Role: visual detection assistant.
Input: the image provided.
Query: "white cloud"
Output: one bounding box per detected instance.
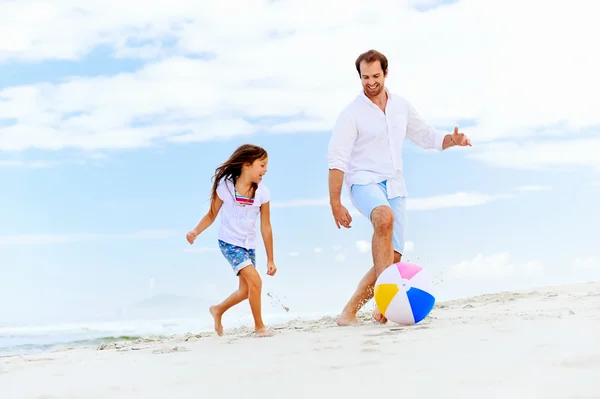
[589,181,600,187]
[288,252,299,257]
[274,191,511,211]
[572,257,597,270]
[404,241,415,252]
[335,254,346,262]
[467,138,600,170]
[407,192,512,211]
[0,229,178,246]
[0,160,59,168]
[0,0,598,153]
[452,252,544,278]
[271,197,333,208]
[0,154,102,168]
[355,240,370,253]
[513,185,552,192]
[313,247,322,253]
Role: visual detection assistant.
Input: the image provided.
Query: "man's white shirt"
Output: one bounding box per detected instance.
[327,87,446,199]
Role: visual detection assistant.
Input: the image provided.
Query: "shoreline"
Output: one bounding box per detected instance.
[0,309,339,358]
[2,281,599,398]
[4,281,598,357]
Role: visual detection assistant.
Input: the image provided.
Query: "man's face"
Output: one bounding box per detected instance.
[359,60,386,97]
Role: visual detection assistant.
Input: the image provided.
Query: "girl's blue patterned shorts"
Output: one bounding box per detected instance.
[218,239,256,275]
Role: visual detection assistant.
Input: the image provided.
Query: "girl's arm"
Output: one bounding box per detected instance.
[192,196,223,235]
[260,201,274,263]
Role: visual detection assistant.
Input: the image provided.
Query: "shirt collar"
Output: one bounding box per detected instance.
[225,177,262,200]
[358,86,391,107]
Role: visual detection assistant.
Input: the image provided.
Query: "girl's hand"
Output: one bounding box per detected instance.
[186,230,198,244]
[266,261,277,276]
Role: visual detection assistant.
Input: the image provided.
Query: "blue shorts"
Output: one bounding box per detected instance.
[350,180,407,254]
[218,239,256,275]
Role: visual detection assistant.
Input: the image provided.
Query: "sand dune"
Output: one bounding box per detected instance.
[1,282,599,399]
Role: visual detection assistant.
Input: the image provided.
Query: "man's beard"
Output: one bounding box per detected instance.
[364,83,383,97]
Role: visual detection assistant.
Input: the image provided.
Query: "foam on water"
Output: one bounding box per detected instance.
[0,310,334,356]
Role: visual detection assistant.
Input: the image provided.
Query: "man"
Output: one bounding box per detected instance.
[327,49,471,326]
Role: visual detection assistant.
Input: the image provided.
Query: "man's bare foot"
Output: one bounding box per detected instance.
[209,305,224,336]
[254,327,274,338]
[336,311,360,326]
[372,307,387,324]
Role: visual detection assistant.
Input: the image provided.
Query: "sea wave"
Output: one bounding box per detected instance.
[0,310,332,356]
[0,317,213,356]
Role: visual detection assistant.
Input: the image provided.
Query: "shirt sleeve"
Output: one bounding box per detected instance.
[327,109,358,173]
[405,104,446,151]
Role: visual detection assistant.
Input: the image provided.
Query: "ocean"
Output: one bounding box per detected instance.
[0,311,330,356]
[0,317,209,356]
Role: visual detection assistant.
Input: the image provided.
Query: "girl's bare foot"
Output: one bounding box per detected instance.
[209,305,224,336]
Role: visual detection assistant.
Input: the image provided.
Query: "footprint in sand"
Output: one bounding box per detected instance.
[361,347,380,353]
[362,339,379,346]
[363,330,395,338]
[313,343,343,352]
[359,359,381,366]
[152,346,189,354]
[25,357,54,362]
[560,354,600,369]
[360,339,381,353]
[363,327,408,337]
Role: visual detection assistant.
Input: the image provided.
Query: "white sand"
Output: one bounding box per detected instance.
[2,282,599,399]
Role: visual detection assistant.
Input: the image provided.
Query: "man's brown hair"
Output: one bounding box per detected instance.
[355,49,388,77]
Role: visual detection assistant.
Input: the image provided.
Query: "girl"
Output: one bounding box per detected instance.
[186,144,276,338]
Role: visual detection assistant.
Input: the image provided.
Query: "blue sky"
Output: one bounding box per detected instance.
[1,0,599,327]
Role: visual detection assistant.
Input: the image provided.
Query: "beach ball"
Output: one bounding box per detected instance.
[374,261,435,325]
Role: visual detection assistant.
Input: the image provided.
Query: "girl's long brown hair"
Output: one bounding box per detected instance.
[210,144,268,202]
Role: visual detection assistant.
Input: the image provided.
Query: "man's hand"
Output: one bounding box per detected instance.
[266,261,277,276]
[331,202,352,229]
[451,126,471,146]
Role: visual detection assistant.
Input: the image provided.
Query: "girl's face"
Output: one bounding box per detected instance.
[245,156,268,183]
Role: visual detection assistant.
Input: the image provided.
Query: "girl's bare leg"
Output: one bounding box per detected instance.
[239,266,273,337]
[210,277,249,336]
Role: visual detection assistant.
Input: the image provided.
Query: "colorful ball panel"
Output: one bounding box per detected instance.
[374,262,436,325]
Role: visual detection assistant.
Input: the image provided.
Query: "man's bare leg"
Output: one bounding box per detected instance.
[336,252,402,326]
[336,266,376,326]
[370,206,395,274]
[337,206,400,326]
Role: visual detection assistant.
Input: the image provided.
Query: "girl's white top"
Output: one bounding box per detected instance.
[216,177,270,249]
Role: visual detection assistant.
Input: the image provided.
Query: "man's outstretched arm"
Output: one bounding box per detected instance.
[406,103,455,150]
[441,134,457,150]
